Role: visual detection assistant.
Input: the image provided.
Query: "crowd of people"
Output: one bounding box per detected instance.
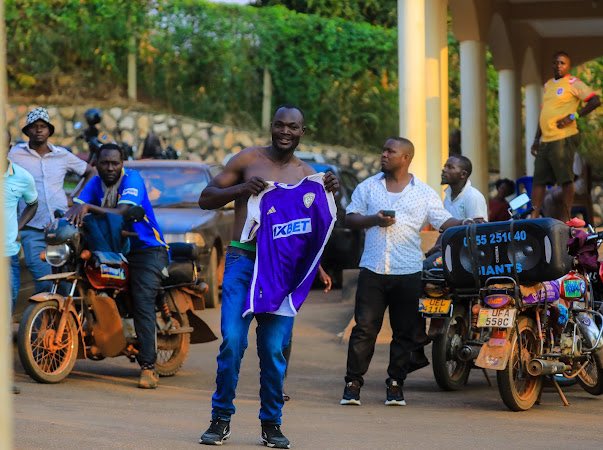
[3,49,601,449]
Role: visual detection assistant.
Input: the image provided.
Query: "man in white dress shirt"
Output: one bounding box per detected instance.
[9,107,95,293]
[340,137,461,407]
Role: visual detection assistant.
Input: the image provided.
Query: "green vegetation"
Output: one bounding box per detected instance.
[5,0,603,171]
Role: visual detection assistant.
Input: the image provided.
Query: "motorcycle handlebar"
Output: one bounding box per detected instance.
[586,231,603,242]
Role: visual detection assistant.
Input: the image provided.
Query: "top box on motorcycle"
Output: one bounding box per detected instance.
[441,218,572,288]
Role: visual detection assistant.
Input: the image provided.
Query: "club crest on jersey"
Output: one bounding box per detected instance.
[303,192,315,208]
[272,218,312,240]
[556,87,564,95]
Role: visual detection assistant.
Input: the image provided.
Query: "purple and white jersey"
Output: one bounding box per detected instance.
[241,173,337,317]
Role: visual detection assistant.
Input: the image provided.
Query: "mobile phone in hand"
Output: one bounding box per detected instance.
[382,210,395,218]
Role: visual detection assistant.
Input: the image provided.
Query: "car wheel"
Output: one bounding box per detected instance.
[204,247,220,309]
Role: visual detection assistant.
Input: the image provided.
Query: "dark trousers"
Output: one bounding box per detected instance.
[345,269,422,386]
[127,246,169,368]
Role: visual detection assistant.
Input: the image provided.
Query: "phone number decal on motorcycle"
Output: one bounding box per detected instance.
[477,308,517,328]
[463,230,527,247]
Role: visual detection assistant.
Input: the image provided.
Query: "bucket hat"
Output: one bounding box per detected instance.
[22,107,55,136]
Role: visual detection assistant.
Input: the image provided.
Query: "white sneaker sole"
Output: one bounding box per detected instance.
[340,398,361,406]
[260,437,291,448]
[384,399,406,406]
[199,430,230,445]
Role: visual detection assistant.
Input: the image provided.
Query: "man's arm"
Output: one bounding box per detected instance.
[531,125,542,156]
[18,200,38,230]
[440,217,463,231]
[345,212,394,230]
[198,151,266,210]
[71,164,96,198]
[557,94,601,129]
[65,202,131,227]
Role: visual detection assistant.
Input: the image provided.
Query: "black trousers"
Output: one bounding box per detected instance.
[128,246,169,368]
[345,269,422,386]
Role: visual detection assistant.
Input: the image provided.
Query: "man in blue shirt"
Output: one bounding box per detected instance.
[66,143,169,389]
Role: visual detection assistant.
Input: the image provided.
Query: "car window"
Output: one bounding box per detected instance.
[135,166,210,207]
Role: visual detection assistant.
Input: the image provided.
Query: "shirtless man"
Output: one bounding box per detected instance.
[197,105,338,449]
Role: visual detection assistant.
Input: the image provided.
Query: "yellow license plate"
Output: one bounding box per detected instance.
[477,308,516,328]
[419,298,452,315]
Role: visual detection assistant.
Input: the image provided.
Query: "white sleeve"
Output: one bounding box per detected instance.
[240,184,275,242]
[465,190,489,222]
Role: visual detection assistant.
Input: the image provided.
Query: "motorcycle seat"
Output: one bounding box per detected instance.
[162,260,196,286]
[169,242,199,261]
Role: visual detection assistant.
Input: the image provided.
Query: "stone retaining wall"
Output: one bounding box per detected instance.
[6,103,382,180]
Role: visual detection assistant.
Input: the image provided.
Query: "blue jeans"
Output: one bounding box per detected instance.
[20,228,53,294]
[8,254,21,314]
[211,252,294,424]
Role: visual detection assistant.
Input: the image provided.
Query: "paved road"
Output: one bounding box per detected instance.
[13,289,603,449]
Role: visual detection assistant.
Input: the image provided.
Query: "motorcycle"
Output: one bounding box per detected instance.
[454,216,603,411]
[420,194,532,391]
[17,208,217,384]
[420,258,477,390]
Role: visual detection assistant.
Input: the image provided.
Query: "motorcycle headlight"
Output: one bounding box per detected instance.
[46,244,71,267]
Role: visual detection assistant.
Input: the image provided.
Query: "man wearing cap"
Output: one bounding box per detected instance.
[9,107,95,294]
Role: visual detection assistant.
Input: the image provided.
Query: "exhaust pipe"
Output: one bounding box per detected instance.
[527,359,570,376]
[458,345,481,362]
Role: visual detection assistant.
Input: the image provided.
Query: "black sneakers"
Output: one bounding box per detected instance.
[199,418,231,445]
[340,380,361,405]
[385,379,406,406]
[261,423,291,449]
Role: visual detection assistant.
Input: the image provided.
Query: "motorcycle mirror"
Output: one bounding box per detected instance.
[74,121,83,130]
[124,206,145,223]
[509,193,530,212]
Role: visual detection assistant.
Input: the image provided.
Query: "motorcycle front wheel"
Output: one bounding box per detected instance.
[431,305,471,391]
[577,355,603,395]
[496,315,542,411]
[18,301,79,383]
[155,312,190,377]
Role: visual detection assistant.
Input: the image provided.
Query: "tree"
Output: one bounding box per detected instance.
[252,0,397,27]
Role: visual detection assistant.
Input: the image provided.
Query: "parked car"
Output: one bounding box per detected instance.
[305,160,365,287]
[125,160,234,308]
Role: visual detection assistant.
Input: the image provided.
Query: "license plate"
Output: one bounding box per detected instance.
[477,308,516,328]
[419,298,452,315]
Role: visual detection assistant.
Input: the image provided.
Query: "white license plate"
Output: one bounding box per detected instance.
[477,308,516,328]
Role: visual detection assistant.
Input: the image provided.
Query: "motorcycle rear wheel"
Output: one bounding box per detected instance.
[577,355,603,395]
[18,301,79,384]
[156,312,190,377]
[496,315,542,411]
[432,305,471,391]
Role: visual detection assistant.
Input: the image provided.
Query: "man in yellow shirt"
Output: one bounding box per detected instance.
[531,51,600,220]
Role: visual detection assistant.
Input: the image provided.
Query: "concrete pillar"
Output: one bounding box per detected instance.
[425,0,448,191]
[524,82,542,177]
[460,40,488,193]
[398,0,427,181]
[498,69,521,180]
[0,0,13,447]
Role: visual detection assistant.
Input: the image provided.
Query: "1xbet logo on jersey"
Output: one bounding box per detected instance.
[272,218,312,239]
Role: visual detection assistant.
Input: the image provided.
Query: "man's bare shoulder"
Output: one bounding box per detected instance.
[297,158,316,175]
[228,146,269,165]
